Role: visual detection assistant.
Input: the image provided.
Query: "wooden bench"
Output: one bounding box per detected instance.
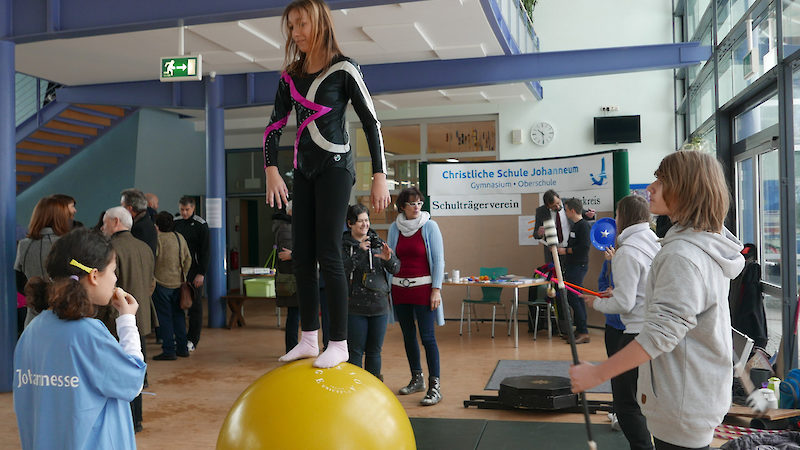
[222,294,279,329]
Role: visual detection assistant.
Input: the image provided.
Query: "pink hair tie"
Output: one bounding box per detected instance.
[70,275,79,281]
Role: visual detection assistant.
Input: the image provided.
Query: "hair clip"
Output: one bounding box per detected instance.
[69,259,95,274]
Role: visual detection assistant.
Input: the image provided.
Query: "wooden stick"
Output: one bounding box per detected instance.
[543,219,596,450]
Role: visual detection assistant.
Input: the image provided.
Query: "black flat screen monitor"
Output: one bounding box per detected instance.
[594,115,641,144]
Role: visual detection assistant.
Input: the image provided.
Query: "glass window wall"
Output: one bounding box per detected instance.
[689,74,716,130]
[734,93,779,141]
[687,0,712,39]
[783,0,800,58]
[718,0,755,41]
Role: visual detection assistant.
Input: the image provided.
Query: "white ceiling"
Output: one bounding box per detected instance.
[15,0,537,126]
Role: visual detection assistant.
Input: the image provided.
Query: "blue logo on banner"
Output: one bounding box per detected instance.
[591,157,608,186]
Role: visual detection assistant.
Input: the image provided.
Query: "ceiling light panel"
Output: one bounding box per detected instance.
[362,23,434,52]
[189,22,282,59]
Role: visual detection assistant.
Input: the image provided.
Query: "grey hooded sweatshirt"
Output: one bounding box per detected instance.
[592,222,660,334]
[635,225,744,448]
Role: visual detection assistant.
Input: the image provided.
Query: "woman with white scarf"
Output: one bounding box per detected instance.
[388,186,445,406]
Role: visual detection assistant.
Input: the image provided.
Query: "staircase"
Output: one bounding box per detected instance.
[15,101,137,193]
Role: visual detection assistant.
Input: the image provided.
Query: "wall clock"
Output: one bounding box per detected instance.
[530,122,555,146]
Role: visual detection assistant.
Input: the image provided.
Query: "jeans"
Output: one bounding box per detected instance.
[292,168,353,341]
[347,314,388,377]
[563,263,588,334]
[152,283,188,356]
[393,303,440,377]
[606,329,653,450]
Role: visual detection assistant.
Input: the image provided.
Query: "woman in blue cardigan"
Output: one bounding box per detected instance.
[388,186,445,406]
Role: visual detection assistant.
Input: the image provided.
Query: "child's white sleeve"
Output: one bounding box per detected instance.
[115,314,144,362]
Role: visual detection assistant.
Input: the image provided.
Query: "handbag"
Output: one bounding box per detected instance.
[175,232,194,310]
[275,272,297,297]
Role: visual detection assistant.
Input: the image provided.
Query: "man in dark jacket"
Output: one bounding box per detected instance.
[174,196,210,352]
[121,188,157,255]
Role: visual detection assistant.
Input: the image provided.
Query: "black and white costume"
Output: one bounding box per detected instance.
[263,55,386,341]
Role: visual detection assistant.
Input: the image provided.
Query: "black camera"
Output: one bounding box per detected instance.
[369,235,384,249]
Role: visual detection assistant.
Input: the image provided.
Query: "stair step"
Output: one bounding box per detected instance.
[18,141,72,155]
[17,174,32,183]
[30,130,85,145]
[45,119,98,136]
[17,164,46,174]
[16,153,58,164]
[59,109,111,126]
[74,104,127,117]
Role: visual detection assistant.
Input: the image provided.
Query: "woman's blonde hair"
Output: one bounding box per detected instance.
[281,0,342,76]
[616,194,650,233]
[654,151,730,233]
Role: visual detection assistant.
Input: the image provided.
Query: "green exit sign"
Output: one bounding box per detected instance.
[160,55,202,82]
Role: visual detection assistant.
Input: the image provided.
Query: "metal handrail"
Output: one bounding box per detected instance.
[15,73,47,128]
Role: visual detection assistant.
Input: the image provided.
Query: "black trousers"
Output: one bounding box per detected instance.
[606,329,653,450]
[130,335,146,426]
[653,438,708,450]
[292,168,353,342]
[186,280,203,346]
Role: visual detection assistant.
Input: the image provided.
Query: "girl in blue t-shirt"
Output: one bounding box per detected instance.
[14,228,146,450]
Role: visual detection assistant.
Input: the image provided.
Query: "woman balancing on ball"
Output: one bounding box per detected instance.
[264,0,390,368]
[14,228,146,449]
[570,151,744,450]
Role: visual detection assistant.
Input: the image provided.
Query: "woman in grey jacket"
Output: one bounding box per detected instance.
[571,151,745,450]
[585,194,659,450]
[14,196,73,328]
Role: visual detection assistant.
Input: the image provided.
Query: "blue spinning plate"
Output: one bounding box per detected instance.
[590,217,617,251]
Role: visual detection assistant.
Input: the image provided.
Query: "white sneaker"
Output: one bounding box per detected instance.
[608,413,621,431]
[187,342,195,352]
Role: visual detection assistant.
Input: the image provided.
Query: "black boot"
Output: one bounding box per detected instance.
[399,370,425,395]
[420,376,441,406]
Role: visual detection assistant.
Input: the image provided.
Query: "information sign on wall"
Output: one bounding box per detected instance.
[426,151,615,216]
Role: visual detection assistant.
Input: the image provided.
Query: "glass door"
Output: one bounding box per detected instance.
[735,134,782,355]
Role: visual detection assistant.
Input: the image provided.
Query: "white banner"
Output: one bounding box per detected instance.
[430,194,521,216]
[426,152,615,216]
[427,152,613,195]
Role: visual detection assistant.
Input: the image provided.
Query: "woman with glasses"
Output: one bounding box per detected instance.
[388,186,445,406]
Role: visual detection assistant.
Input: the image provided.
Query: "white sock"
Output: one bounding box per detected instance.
[279,330,319,362]
[313,340,348,368]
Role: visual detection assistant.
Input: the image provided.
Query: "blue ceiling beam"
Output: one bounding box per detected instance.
[6,0,429,43]
[56,42,710,109]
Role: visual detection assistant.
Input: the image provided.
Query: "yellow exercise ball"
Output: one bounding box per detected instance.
[217,359,416,450]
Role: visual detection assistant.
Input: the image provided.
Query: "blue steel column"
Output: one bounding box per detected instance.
[0,0,17,392]
[205,76,226,328]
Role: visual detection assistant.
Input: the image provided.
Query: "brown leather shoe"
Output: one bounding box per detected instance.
[574,334,591,344]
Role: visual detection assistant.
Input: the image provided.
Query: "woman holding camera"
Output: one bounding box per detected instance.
[388,187,445,406]
[342,204,399,379]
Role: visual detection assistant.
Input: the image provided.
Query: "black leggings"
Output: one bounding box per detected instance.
[292,168,353,341]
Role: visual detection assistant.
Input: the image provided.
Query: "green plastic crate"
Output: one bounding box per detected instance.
[244,278,276,298]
